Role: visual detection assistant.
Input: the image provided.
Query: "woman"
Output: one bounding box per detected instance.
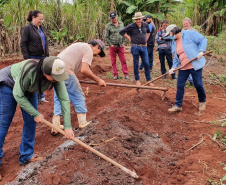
[0,57,74,167]
[20,10,49,102]
[166,25,207,112]
[155,19,176,79]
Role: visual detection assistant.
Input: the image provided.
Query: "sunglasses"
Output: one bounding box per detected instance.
[139,28,142,33]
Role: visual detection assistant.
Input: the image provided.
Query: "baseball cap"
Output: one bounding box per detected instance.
[42,56,69,82]
[110,12,117,18]
[145,15,152,19]
[94,39,106,57]
[165,24,177,36]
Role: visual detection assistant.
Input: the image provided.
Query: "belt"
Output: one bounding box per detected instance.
[132,44,147,47]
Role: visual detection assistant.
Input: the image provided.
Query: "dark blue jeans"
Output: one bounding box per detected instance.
[139,45,154,70]
[158,48,173,75]
[175,68,206,108]
[0,85,38,165]
[131,45,151,81]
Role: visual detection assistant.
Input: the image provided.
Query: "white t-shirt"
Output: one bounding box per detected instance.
[58,43,93,75]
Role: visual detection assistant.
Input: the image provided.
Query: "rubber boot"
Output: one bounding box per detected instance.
[77,113,91,129]
[51,115,64,135]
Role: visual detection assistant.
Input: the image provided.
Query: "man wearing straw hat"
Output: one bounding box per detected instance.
[119,12,152,86]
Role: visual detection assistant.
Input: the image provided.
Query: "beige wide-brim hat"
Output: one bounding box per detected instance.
[132,12,144,20]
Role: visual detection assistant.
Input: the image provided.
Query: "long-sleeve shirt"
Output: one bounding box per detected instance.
[172,30,207,70]
[9,60,71,129]
[20,23,49,59]
[155,29,172,50]
[105,21,125,47]
[119,22,150,45]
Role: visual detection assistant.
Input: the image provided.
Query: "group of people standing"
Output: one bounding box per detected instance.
[105,11,207,113]
[0,9,207,179]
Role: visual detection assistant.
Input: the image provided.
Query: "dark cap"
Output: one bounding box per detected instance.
[94,39,106,57]
[42,56,69,82]
[110,12,117,18]
[145,15,153,19]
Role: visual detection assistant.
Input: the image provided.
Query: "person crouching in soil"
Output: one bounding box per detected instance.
[0,57,74,171]
[166,25,207,112]
[51,39,106,135]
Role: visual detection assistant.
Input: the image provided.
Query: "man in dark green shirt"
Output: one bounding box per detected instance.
[105,12,129,80]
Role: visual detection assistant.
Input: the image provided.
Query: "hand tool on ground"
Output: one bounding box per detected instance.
[140,51,213,88]
[42,119,139,179]
[79,80,168,91]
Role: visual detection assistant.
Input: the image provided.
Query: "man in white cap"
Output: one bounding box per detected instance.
[119,12,152,86]
[51,40,106,135]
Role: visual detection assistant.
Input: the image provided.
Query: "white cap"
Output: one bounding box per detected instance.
[165,24,177,36]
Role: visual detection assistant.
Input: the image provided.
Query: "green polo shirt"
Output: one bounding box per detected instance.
[10,60,71,129]
[105,21,125,47]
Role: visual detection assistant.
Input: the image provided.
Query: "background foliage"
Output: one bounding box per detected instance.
[0,0,225,55]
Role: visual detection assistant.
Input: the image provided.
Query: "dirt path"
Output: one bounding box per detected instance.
[0,49,225,185]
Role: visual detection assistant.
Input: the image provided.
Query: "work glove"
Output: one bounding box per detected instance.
[169,68,176,75]
[197,51,204,59]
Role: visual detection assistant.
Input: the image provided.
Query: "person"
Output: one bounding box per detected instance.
[155,19,176,79]
[0,57,74,168]
[105,12,129,80]
[182,17,198,86]
[166,25,207,112]
[119,12,151,86]
[51,39,106,135]
[139,15,156,72]
[20,10,49,102]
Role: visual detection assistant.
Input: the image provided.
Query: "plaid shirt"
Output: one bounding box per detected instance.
[105,21,125,47]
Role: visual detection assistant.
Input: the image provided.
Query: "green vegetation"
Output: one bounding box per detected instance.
[0,0,225,56]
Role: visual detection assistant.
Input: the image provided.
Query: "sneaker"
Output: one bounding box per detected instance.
[136,81,141,86]
[168,105,182,112]
[125,76,130,79]
[199,102,206,111]
[113,76,118,80]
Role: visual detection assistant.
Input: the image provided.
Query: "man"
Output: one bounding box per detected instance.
[155,19,176,79]
[139,15,156,72]
[183,17,197,86]
[105,12,129,80]
[51,40,106,135]
[119,12,151,86]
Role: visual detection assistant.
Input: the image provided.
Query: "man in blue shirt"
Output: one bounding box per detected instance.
[139,15,156,72]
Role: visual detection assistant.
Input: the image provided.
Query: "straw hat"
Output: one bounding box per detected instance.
[132,12,144,20]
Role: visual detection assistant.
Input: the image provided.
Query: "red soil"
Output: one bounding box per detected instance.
[0,48,225,185]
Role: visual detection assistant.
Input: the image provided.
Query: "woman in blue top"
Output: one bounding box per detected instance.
[166,25,207,112]
[20,10,49,102]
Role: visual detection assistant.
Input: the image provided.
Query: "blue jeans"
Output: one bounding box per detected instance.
[175,68,206,107]
[158,48,173,75]
[54,75,87,116]
[131,45,151,81]
[0,85,38,165]
[139,45,154,70]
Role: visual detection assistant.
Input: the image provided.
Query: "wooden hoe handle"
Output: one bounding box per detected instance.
[79,80,168,91]
[42,119,139,179]
[141,51,213,87]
